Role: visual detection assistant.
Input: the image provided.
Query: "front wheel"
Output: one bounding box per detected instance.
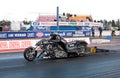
[24,47,37,61]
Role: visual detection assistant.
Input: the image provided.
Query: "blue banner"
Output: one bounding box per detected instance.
[0,30,91,39]
[0,32,7,38]
[35,31,74,38]
[7,32,35,39]
[50,26,91,31]
[29,26,48,31]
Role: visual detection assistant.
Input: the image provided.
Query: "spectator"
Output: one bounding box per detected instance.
[91,27,95,37]
[111,30,116,36]
[98,27,103,37]
[60,13,67,22]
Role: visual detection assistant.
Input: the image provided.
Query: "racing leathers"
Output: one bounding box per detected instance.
[49,33,67,52]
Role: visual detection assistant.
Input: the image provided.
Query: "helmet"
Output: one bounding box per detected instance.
[50,32,57,36]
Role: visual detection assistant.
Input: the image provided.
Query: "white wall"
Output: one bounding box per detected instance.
[94,30,120,36]
[11,21,21,31]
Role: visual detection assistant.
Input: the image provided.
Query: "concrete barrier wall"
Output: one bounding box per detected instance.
[94,30,120,36]
[0,37,90,53]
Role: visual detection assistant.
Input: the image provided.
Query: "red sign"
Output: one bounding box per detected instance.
[9,41,20,49]
[21,41,31,48]
[0,41,8,49]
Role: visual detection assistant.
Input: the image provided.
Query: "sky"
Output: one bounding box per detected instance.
[0,0,120,21]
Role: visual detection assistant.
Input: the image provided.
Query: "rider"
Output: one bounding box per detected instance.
[49,32,67,52]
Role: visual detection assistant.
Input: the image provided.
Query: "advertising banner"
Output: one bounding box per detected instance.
[32,22,103,27]
[0,30,91,39]
[0,32,35,39]
[35,31,74,38]
[29,26,48,31]
[7,32,35,39]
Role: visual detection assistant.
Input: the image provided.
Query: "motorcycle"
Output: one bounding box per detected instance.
[24,38,88,61]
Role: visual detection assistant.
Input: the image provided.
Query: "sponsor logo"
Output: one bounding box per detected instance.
[36,32,44,37]
[66,32,73,36]
[68,22,77,26]
[0,33,7,38]
[35,26,47,30]
[84,22,90,26]
[32,22,40,26]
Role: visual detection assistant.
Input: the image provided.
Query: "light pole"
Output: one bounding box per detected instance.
[56,6,59,30]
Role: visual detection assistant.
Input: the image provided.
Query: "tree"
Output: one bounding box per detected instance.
[111,20,116,27]
[0,20,11,26]
[94,20,96,22]
[100,20,103,23]
[116,19,120,27]
[103,20,108,30]
[23,21,31,25]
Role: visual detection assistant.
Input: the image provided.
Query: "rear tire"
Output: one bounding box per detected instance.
[55,50,68,58]
[53,46,68,58]
[24,47,37,61]
[77,45,86,56]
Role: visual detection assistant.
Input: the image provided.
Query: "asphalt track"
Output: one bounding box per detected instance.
[0,45,120,78]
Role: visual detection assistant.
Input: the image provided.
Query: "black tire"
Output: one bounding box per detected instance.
[24,47,37,61]
[53,46,68,58]
[77,45,86,56]
[55,50,68,58]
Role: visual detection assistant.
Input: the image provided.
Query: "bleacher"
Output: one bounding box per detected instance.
[36,15,56,22]
[36,13,93,22]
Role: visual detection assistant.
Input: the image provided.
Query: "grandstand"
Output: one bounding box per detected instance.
[36,15,56,22]
[28,13,102,32]
[36,13,93,22]
[68,15,93,22]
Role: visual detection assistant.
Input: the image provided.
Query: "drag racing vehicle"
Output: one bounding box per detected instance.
[24,36,88,61]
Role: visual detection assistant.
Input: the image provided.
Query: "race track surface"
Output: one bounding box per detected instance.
[0,45,120,78]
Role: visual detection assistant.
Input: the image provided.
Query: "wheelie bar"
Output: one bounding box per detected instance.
[88,46,112,54]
